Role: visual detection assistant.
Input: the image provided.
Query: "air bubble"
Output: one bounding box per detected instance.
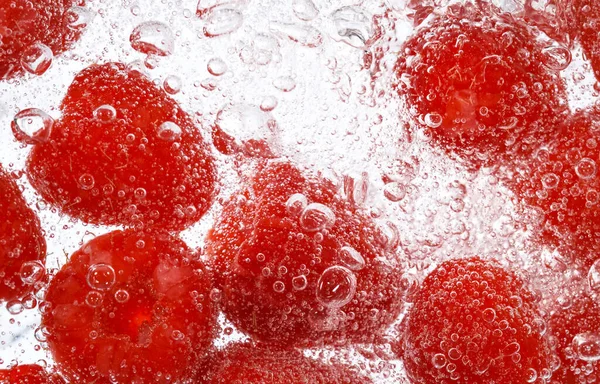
[11,108,54,145]
[286,193,308,216]
[163,75,182,94]
[130,21,175,56]
[65,6,94,30]
[6,300,24,315]
[115,289,130,303]
[78,174,95,191]
[157,121,182,141]
[432,353,447,369]
[21,42,53,76]
[424,113,443,128]
[338,246,365,271]
[273,281,285,293]
[85,291,103,307]
[273,76,296,92]
[20,261,45,285]
[541,45,572,71]
[93,105,117,122]
[588,259,600,291]
[204,8,243,37]
[316,266,356,308]
[573,332,600,362]
[300,203,335,232]
[292,275,308,291]
[260,96,278,112]
[207,58,228,76]
[575,158,597,180]
[86,264,116,291]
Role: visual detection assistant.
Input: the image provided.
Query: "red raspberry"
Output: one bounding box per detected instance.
[206,161,404,347]
[26,63,216,232]
[395,3,568,167]
[0,365,65,384]
[399,257,551,383]
[42,230,215,383]
[0,167,46,302]
[198,343,371,383]
[507,110,600,268]
[0,0,85,79]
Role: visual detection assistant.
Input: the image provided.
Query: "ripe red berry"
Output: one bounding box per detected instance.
[0,0,85,79]
[0,167,46,302]
[399,257,551,383]
[26,62,216,232]
[206,161,404,347]
[198,343,371,384]
[548,291,600,383]
[42,230,215,383]
[0,364,65,384]
[507,111,600,268]
[395,3,568,167]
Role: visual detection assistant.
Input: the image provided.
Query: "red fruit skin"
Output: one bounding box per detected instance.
[0,0,84,80]
[549,293,600,384]
[26,62,217,232]
[507,111,600,268]
[573,0,600,82]
[206,161,404,347]
[198,343,372,384]
[42,230,215,383]
[399,257,551,384]
[0,167,46,302]
[0,365,65,384]
[395,3,568,168]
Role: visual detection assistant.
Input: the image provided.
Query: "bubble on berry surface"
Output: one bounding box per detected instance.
[273,281,285,293]
[292,0,319,21]
[130,21,175,56]
[21,42,53,76]
[575,158,597,180]
[292,275,308,291]
[86,264,116,291]
[93,105,117,122]
[163,75,182,94]
[285,193,308,216]
[157,121,182,141]
[316,266,356,309]
[85,291,103,307]
[11,108,54,145]
[20,261,46,285]
[432,353,447,369]
[589,260,600,291]
[204,8,243,37]
[269,22,323,48]
[78,173,95,191]
[300,203,335,232]
[541,45,572,71]
[573,333,600,362]
[207,58,227,76]
[329,6,374,49]
[338,246,365,271]
[114,289,130,303]
[65,6,94,30]
[423,113,443,129]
